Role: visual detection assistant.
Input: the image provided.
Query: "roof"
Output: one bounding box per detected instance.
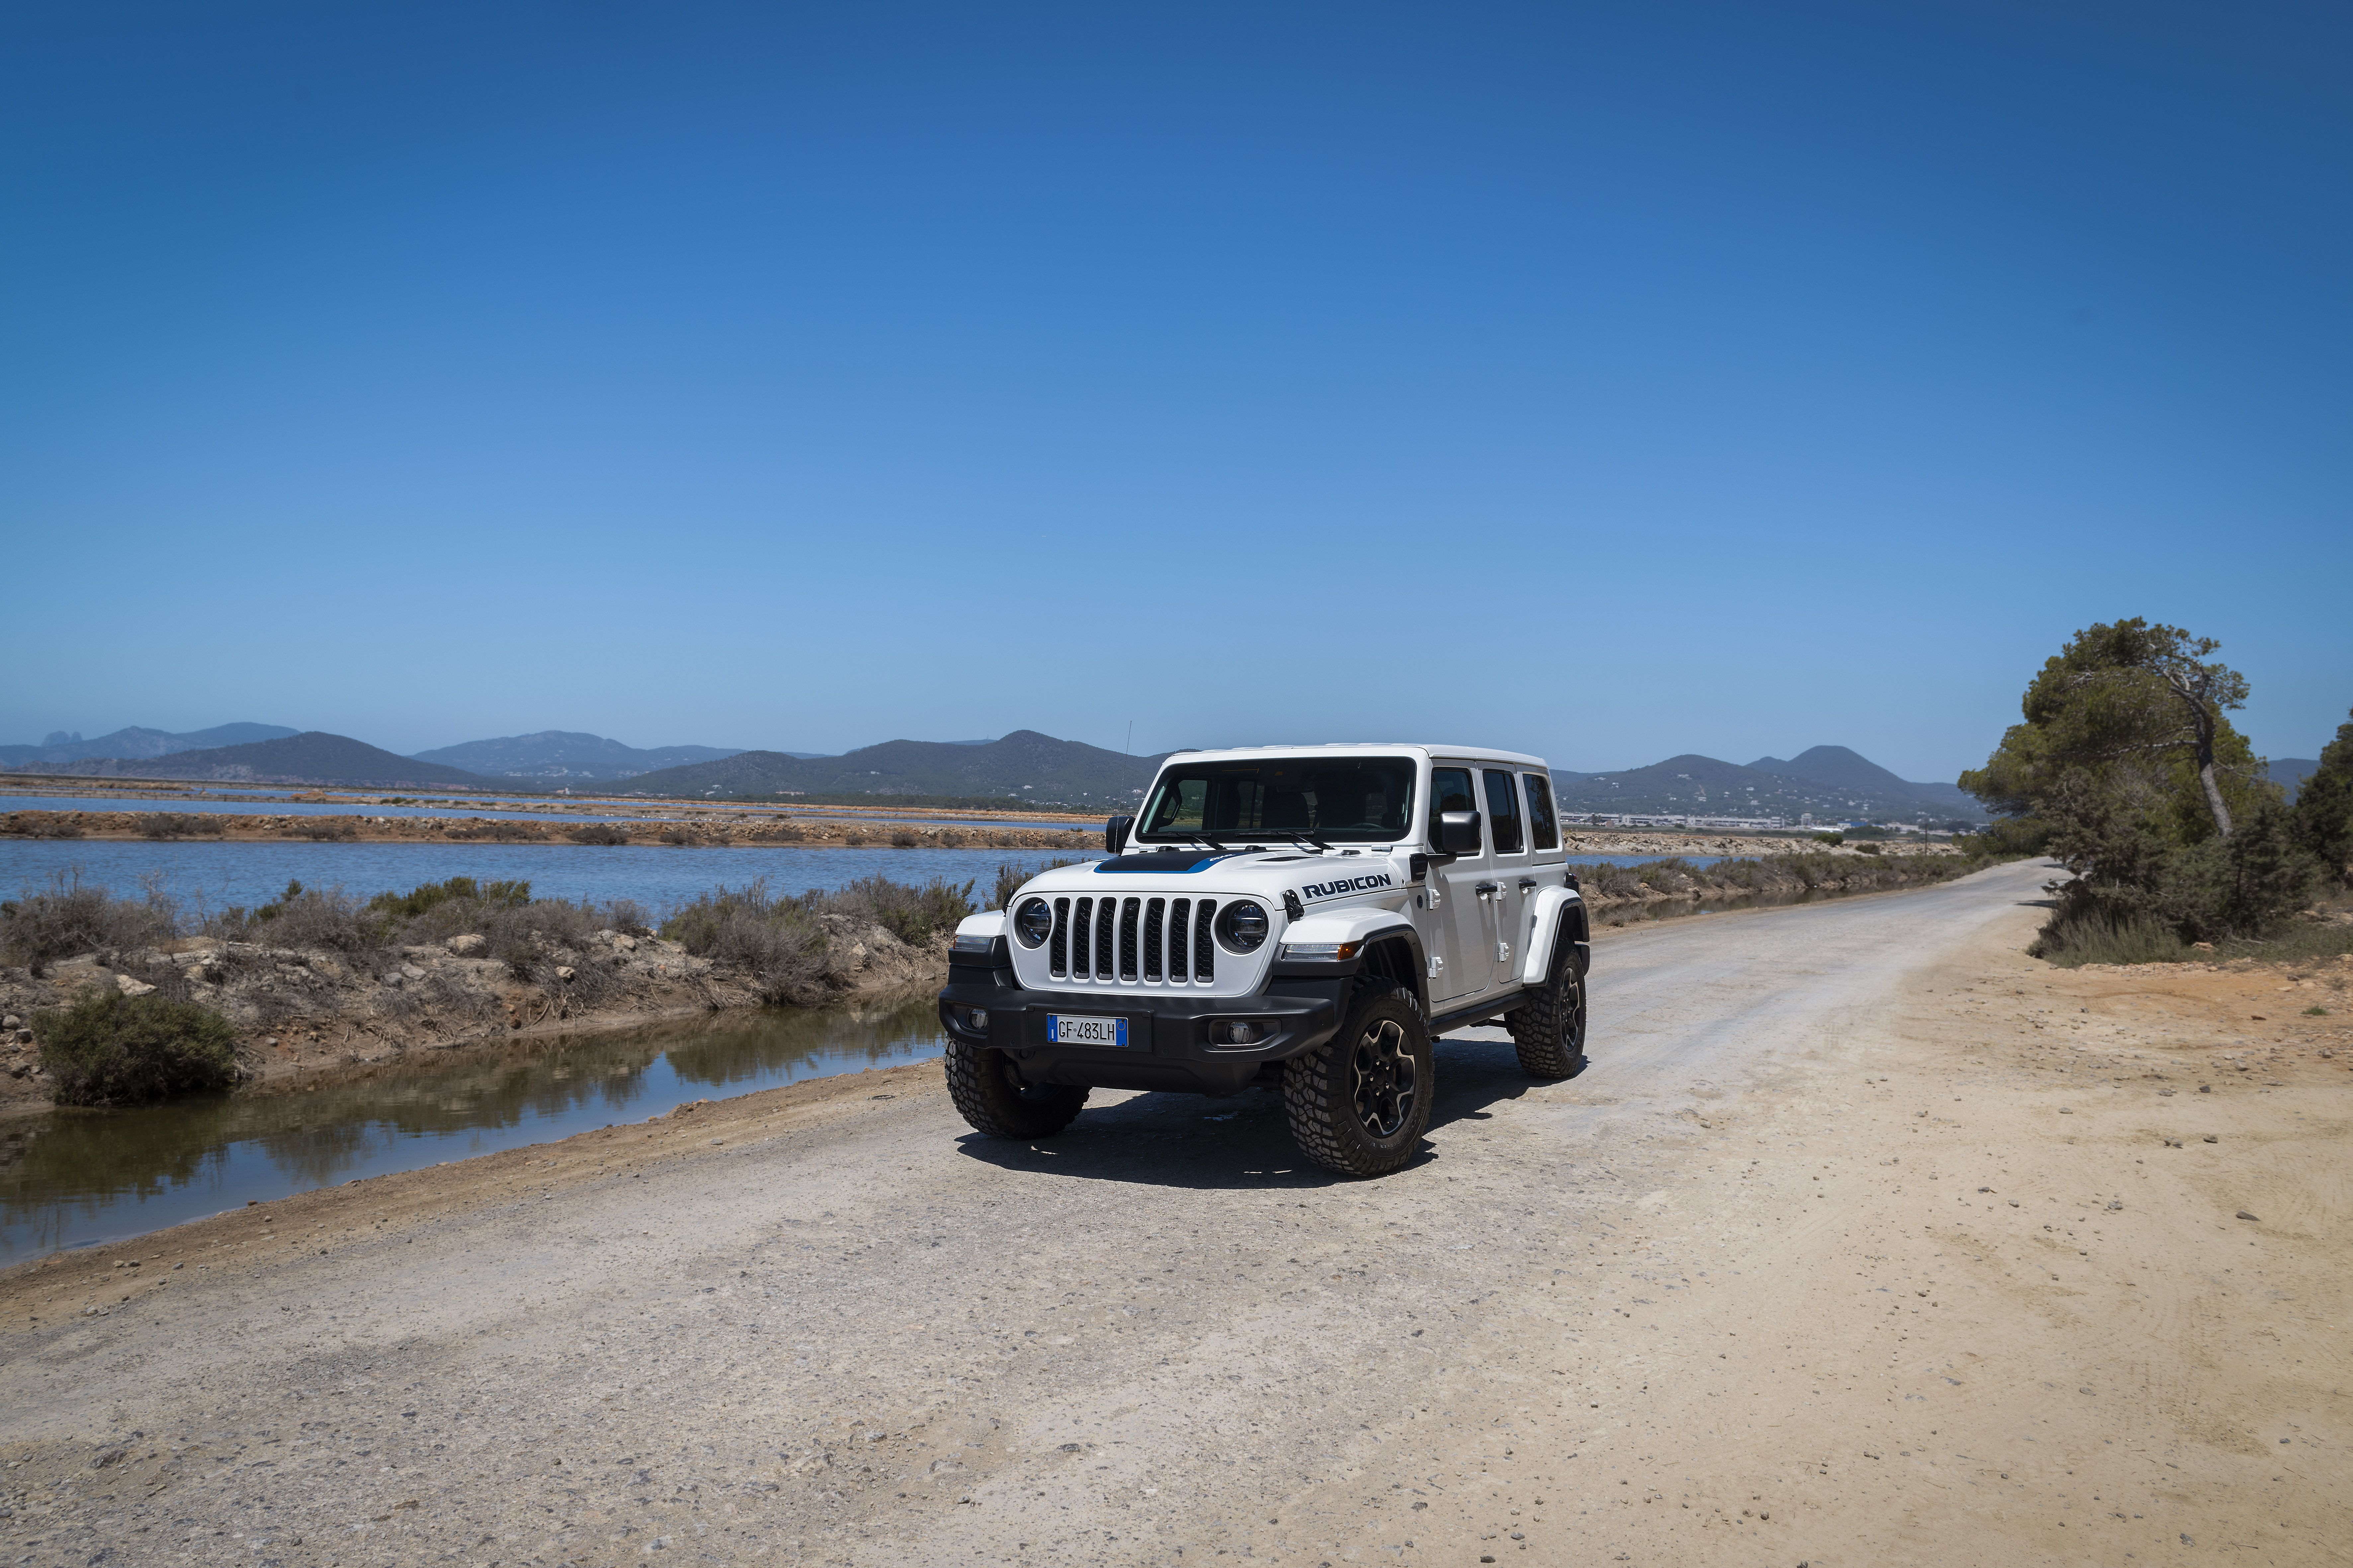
[1160,743,1551,769]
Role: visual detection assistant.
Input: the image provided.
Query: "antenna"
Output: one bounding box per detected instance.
[1124,720,1134,757]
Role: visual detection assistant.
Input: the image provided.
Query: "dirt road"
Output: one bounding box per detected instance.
[3,859,2344,1567]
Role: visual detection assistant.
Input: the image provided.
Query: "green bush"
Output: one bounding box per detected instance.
[567,823,630,845]
[993,859,1077,909]
[1813,831,1845,846]
[35,990,239,1106]
[367,876,530,923]
[662,882,829,1003]
[292,819,358,841]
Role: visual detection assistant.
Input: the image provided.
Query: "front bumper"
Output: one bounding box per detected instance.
[936,971,1348,1097]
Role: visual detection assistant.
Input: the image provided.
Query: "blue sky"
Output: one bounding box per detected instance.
[3,2,2346,781]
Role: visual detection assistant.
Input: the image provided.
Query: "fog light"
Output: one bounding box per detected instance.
[1211,1020,1265,1046]
[966,1008,989,1031]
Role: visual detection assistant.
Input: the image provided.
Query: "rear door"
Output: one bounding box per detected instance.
[1427,763,1490,1005]
[1481,768,1531,989]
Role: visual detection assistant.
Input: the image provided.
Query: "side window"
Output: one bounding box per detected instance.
[1523,772,1559,851]
[1482,769,1524,855]
[1429,767,1476,847]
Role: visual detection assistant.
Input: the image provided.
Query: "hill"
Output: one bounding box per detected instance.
[0,722,297,767]
[620,730,1166,806]
[410,731,763,780]
[1558,748,1984,825]
[26,732,489,789]
[1749,744,1984,820]
[2267,758,2319,802]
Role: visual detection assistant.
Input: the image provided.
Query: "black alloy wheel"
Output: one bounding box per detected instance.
[1351,1017,1419,1138]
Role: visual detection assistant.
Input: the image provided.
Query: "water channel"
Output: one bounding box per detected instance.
[0,992,950,1259]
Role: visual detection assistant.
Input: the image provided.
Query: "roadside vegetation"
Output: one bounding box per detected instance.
[35,990,238,1106]
[1957,618,2353,966]
[1572,842,2016,913]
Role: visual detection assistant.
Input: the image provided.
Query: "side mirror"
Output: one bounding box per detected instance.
[1105,815,1134,855]
[1436,810,1483,856]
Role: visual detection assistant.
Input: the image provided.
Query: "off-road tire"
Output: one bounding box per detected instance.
[944,1039,1090,1139]
[1507,962,1588,1080]
[1282,983,1433,1177]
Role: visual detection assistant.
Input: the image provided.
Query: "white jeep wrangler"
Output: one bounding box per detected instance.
[936,745,1590,1175]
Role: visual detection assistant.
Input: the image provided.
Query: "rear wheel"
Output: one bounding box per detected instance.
[1508,963,1588,1080]
[944,1039,1089,1139]
[1283,984,1433,1177]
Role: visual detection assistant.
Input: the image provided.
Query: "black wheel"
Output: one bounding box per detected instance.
[944,1039,1089,1139]
[1507,962,1588,1080]
[1283,983,1433,1177]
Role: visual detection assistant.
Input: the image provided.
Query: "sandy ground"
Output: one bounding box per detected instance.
[0,859,2344,1567]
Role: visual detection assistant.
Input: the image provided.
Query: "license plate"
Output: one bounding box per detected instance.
[1047,1013,1129,1047]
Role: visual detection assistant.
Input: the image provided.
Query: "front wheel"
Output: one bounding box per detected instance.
[944,1039,1089,1139]
[1508,965,1588,1080]
[1283,985,1433,1177]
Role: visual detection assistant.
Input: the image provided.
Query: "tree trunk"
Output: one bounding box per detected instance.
[2194,720,2234,839]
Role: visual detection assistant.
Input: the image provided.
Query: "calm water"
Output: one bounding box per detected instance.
[0,842,1103,913]
[0,794,637,823]
[0,792,1098,833]
[0,994,952,1258]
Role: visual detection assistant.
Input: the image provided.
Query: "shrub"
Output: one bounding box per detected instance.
[2030,910,2189,967]
[203,879,381,954]
[1813,831,1845,846]
[1,870,179,973]
[4,817,83,838]
[35,991,238,1106]
[292,819,358,841]
[662,882,828,1003]
[830,874,975,945]
[367,876,531,923]
[890,829,919,848]
[135,813,221,838]
[568,823,630,845]
[659,826,697,846]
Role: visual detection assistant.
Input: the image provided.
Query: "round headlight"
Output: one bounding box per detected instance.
[1216,899,1270,953]
[1014,898,1054,947]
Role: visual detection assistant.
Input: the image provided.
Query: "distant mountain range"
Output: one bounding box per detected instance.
[0,722,298,768]
[409,730,772,781]
[24,722,2309,823]
[23,732,486,789]
[621,730,1165,803]
[1556,745,1986,825]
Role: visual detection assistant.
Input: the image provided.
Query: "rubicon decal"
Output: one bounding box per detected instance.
[1300,873,1394,900]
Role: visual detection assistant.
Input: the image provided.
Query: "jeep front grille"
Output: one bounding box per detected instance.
[1048,895,1215,984]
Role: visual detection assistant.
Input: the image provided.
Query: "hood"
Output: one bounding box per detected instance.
[1002,847,1417,998]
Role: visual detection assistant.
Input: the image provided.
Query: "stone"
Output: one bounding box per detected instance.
[446,934,487,956]
[2204,1135,2219,1143]
[113,974,157,998]
[0,1015,15,1030]
[556,966,576,982]
[2236,1211,2259,1221]
[399,963,426,980]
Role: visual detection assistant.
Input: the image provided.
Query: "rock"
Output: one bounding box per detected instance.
[0,1015,15,1030]
[399,963,426,980]
[2192,941,2215,951]
[2204,1134,2219,1143]
[113,974,157,998]
[446,934,487,956]
[613,935,638,952]
[2236,1211,2260,1221]
[556,966,576,982]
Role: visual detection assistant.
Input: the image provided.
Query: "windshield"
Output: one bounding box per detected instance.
[1136,756,1417,844]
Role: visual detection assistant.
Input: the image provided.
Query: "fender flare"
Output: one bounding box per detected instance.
[1281,907,1431,1015]
[1519,887,1590,987]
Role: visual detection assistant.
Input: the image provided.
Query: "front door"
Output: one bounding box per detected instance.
[1427,764,1491,1006]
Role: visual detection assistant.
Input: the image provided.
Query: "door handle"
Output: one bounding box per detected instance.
[1518,878,1539,891]
[1474,882,1501,897]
